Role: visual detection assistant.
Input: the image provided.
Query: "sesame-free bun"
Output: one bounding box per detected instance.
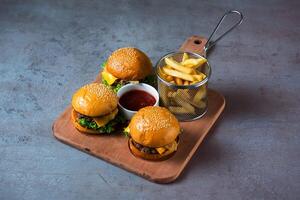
[72,83,118,117]
[128,139,176,161]
[129,106,180,148]
[106,47,152,80]
[71,109,102,134]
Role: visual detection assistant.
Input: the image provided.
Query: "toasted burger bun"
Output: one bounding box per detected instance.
[106,47,152,80]
[128,139,176,161]
[71,109,102,134]
[72,83,118,117]
[129,106,180,148]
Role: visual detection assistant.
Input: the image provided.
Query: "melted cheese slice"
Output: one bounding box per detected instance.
[101,67,118,85]
[93,108,118,127]
[156,141,178,155]
[124,126,130,133]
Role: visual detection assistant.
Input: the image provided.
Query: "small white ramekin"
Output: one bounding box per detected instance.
[117,83,159,120]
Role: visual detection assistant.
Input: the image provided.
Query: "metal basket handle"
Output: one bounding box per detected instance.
[204,10,243,52]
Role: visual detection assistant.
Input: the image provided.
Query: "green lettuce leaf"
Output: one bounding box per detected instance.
[113,82,123,93]
[123,130,130,138]
[101,61,106,68]
[102,79,109,87]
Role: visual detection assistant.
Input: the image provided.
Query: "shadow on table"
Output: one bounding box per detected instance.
[174,113,225,184]
[174,85,278,183]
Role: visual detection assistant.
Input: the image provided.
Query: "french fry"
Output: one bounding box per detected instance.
[176,89,188,98]
[159,84,169,106]
[193,86,207,103]
[168,106,194,114]
[167,91,175,98]
[163,68,194,81]
[165,65,172,69]
[173,97,195,113]
[192,73,206,81]
[170,80,175,84]
[182,53,189,62]
[164,57,193,74]
[166,75,173,82]
[183,80,190,85]
[181,58,207,68]
[190,69,197,75]
[196,100,206,109]
[193,75,201,81]
[175,77,183,85]
[174,90,204,109]
[158,67,167,78]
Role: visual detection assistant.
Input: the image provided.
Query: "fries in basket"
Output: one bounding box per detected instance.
[159,54,207,84]
[158,53,208,117]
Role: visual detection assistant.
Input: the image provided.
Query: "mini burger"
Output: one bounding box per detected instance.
[71,83,124,134]
[101,47,155,92]
[125,106,180,161]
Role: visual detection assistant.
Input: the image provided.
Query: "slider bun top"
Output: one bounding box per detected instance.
[129,106,180,147]
[106,47,152,80]
[72,83,118,117]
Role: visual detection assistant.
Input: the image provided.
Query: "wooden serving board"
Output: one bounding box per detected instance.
[52,36,225,183]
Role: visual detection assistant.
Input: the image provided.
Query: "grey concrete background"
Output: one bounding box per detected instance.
[0,0,299,199]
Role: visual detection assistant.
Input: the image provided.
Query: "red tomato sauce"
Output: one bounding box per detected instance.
[119,90,156,111]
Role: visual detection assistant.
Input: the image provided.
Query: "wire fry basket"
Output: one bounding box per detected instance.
[156,52,211,121]
[155,10,243,121]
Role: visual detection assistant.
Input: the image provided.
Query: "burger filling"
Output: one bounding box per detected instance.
[75,109,126,133]
[130,139,179,155]
[124,125,179,155]
[131,140,159,154]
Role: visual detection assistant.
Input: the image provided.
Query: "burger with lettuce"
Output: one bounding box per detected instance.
[71,83,125,134]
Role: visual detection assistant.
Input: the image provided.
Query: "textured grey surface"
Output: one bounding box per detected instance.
[0,0,300,199]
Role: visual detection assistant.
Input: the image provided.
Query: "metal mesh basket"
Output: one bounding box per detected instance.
[156,52,211,121]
